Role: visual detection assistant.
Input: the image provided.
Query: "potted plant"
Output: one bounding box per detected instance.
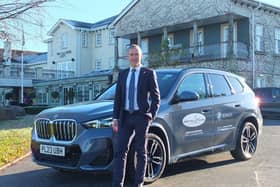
[5,92,13,100]
[51,91,60,99]
[28,91,36,99]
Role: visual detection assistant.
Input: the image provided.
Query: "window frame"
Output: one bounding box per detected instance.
[207,73,233,97]
[190,28,204,55]
[109,30,115,45]
[226,76,244,94]
[81,31,88,48]
[255,24,264,52]
[61,32,68,49]
[95,31,102,47]
[95,58,102,70]
[174,73,209,102]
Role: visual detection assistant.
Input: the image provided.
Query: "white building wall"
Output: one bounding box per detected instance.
[47,23,78,75]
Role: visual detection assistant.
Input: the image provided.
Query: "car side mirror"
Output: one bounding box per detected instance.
[172,91,200,104]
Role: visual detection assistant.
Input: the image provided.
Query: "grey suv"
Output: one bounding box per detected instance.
[31,68,263,183]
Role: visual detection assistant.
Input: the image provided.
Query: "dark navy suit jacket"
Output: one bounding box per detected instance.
[113,67,160,124]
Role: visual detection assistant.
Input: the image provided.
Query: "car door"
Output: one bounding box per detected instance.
[169,73,215,156]
[207,73,243,146]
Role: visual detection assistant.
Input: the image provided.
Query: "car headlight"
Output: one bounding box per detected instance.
[82,117,113,128]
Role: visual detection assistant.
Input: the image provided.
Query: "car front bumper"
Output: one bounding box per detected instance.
[31,127,114,172]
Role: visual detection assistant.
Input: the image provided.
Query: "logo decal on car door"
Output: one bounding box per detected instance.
[182,113,206,127]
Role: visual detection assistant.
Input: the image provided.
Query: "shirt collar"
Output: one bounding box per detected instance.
[129,64,142,72]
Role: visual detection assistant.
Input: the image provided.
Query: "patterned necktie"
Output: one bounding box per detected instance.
[128,68,136,113]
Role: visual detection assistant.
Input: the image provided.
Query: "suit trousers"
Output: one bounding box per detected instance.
[112,111,150,187]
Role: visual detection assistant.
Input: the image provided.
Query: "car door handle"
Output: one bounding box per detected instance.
[234,104,241,108]
[201,108,212,113]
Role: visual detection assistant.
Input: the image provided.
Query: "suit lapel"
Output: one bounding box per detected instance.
[138,67,144,91]
[122,68,129,94]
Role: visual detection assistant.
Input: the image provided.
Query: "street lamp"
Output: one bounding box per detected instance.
[20,25,25,104]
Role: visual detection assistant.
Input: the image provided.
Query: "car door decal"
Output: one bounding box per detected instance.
[182,113,206,127]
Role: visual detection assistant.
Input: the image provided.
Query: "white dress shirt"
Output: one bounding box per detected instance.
[125,65,142,111]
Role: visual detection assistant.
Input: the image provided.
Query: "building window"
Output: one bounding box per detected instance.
[95,59,102,70]
[275,28,280,54]
[109,30,115,45]
[168,33,174,48]
[190,29,204,55]
[76,85,89,102]
[95,32,102,47]
[94,84,101,97]
[37,87,47,105]
[57,61,74,79]
[61,32,68,49]
[82,32,88,48]
[255,24,264,52]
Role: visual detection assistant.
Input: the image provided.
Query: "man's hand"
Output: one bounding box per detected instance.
[112,119,119,133]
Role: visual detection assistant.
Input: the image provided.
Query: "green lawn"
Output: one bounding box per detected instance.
[0,115,35,167]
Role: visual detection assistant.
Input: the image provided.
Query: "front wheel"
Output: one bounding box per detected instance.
[127,133,167,184]
[143,133,167,183]
[231,122,258,161]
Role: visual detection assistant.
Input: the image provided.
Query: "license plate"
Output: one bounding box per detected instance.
[40,144,65,157]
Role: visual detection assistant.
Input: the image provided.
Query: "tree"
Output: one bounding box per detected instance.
[0,0,56,46]
[0,1,50,21]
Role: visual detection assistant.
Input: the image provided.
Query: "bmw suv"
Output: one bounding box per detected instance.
[31,68,263,183]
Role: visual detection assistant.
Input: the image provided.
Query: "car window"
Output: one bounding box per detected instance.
[96,71,178,100]
[254,89,271,98]
[157,72,178,98]
[177,73,207,100]
[208,74,232,97]
[96,84,116,100]
[272,88,280,98]
[227,76,244,94]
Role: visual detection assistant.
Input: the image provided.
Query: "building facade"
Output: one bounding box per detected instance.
[111,0,280,88]
[32,16,130,106]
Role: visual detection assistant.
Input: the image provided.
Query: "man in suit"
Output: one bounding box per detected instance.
[112,44,160,187]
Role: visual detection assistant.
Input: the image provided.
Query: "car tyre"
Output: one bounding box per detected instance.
[231,122,258,161]
[126,133,167,184]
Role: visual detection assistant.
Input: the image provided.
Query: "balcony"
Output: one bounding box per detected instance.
[118,42,249,68]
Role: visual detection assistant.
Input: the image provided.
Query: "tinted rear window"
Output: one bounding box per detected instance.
[254,89,271,98]
[272,88,280,98]
[208,74,232,97]
[227,76,244,94]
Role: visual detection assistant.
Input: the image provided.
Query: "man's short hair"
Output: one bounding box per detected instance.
[128,44,143,56]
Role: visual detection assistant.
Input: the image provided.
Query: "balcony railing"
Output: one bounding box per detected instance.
[118,42,249,67]
[0,65,75,80]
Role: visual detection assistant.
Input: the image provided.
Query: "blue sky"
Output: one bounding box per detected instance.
[1,0,280,52]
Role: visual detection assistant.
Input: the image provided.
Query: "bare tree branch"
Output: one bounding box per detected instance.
[0,0,49,21]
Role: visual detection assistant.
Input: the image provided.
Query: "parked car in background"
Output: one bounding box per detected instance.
[31,68,263,184]
[254,87,280,119]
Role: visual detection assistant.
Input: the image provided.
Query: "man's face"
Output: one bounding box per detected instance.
[128,47,141,67]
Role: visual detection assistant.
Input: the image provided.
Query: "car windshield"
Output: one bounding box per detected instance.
[96,71,178,100]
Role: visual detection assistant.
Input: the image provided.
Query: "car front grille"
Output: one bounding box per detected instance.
[35,119,77,141]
